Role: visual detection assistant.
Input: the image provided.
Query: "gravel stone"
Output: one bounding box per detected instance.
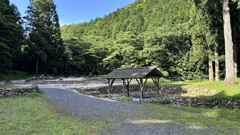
[41,88,217,135]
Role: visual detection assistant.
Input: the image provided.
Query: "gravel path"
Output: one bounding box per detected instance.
[41,88,213,135]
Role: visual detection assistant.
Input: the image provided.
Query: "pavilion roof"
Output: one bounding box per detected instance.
[105,66,164,79]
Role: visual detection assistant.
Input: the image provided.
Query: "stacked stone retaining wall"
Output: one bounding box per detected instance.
[145,97,240,109]
[75,84,217,96]
[159,85,217,95]
[171,97,240,109]
[75,84,239,109]
[0,86,39,97]
[75,84,141,96]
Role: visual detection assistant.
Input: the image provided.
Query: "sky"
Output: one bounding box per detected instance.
[10,0,136,26]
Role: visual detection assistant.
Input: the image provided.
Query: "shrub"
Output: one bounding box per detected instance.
[116,96,134,101]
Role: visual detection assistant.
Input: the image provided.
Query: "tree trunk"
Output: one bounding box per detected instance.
[233,10,238,79]
[36,56,39,75]
[208,44,214,81]
[215,42,219,81]
[234,32,238,79]
[223,0,235,86]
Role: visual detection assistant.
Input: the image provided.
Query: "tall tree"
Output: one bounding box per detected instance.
[222,0,235,85]
[0,0,24,74]
[25,0,65,75]
[231,0,240,79]
[215,42,220,80]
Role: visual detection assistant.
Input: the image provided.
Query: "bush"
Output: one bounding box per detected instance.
[116,96,134,101]
[0,70,30,81]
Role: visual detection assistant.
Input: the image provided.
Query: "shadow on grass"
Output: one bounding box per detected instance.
[211,90,240,99]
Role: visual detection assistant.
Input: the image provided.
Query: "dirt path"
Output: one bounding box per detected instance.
[40,88,216,135]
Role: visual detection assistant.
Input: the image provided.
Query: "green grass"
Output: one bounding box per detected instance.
[91,76,103,80]
[165,104,240,121]
[116,96,134,101]
[161,78,240,98]
[0,94,102,135]
[96,94,108,97]
[141,104,240,134]
[0,84,14,88]
[0,93,240,134]
[0,70,30,81]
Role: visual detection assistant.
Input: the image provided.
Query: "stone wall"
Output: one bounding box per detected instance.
[160,85,217,95]
[75,84,217,96]
[145,97,240,109]
[74,83,239,109]
[0,86,39,97]
[75,84,141,96]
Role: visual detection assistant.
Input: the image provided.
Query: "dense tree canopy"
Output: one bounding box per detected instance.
[1,0,240,82]
[0,0,24,73]
[24,0,65,75]
[60,0,239,80]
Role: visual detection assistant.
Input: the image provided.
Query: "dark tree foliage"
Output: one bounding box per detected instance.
[60,0,240,80]
[1,0,239,80]
[0,0,24,73]
[24,0,65,75]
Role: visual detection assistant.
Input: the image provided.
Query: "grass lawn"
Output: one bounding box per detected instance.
[161,78,240,98]
[0,94,102,135]
[142,104,240,134]
[0,84,14,88]
[164,104,240,121]
[0,94,239,134]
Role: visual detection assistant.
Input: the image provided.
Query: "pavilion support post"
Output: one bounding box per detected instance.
[108,79,111,98]
[140,78,144,99]
[122,79,131,97]
[122,79,126,96]
[126,79,132,97]
[107,79,115,98]
[136,78,146,99]
[127,80,129,97]
[152,77,161,97]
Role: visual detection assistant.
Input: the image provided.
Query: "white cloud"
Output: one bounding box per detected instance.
[59,19,85,26]
[59,19,71,26]
[77,20,84,23]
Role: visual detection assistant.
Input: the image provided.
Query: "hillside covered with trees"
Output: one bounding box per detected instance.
[1,0,240,84]
[61,0,240,82]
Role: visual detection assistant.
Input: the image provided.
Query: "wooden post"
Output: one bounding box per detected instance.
[108,79,115,98]
[126,79,131,97]
[122,79,126,96]
[157,78,161,96]
[108,79,111,98]
[140,78,143,99]
[152,77,161,97]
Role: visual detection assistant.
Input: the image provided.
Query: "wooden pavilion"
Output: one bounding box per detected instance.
[105,66,164,99]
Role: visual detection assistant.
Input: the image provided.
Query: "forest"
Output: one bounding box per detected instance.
[61,0,240,83]
[1,0,240,84]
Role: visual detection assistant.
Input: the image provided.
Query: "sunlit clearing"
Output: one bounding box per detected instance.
[188,126,204,130]
[126,120,171,124]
